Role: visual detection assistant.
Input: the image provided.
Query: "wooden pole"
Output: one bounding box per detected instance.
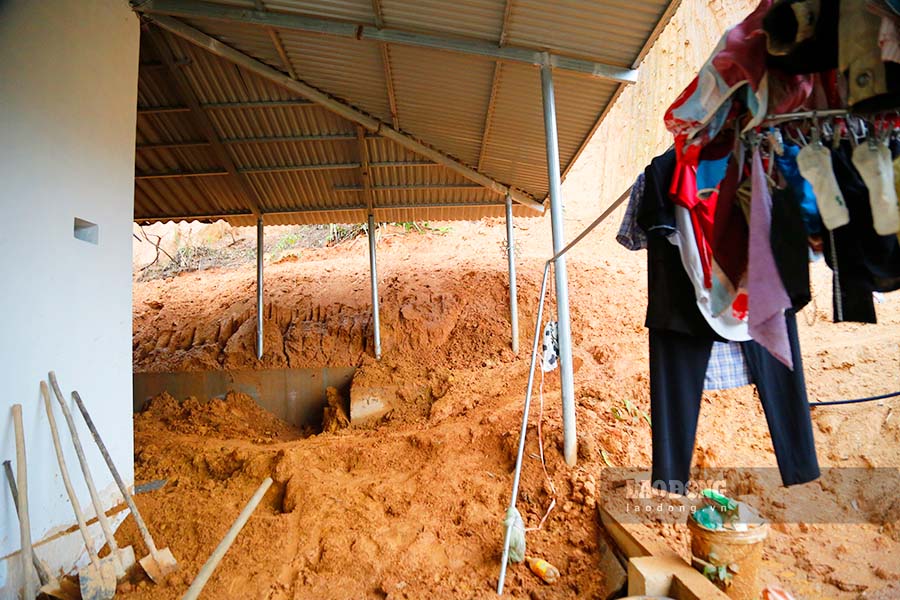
[182,477,273,600]
[12,404,37,600]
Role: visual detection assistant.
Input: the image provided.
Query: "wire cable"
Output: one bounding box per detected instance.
[809,390,900,407]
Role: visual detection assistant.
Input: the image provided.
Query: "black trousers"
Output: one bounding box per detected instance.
[649,311,820,489]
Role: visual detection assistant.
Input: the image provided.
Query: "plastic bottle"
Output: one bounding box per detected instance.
[525,556,560,584]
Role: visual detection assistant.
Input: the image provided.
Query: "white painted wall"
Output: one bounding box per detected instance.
[0,0,139,592]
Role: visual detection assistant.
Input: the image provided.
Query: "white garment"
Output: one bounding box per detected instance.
[667,206,751,342]
[852,142,900,235]
[797,143,850,231]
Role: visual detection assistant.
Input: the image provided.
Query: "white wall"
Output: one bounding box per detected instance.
[0,0,139,592]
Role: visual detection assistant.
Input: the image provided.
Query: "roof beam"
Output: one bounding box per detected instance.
[136,160,440,178]
[138,134,389,150]
[379,45,400,129]
[142,14,544,213]
[138,105,191,115]
[225,133,357,144]
[357,126,376,214]
[134,200,509,222]
[138,99,315,114]
[137,140,212,150]
[477,62,502,172]
[371,0,400,129]
[499,0,514,46]
[478,0,512,171]
[252,0,299,80]
[136,169,227,180]
[334,183,484,192]
[145,26,265,216]
[135,0,638,84]
[241,162,360,174]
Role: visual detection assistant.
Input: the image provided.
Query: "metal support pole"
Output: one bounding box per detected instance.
[505,195,519,354]
[497,263,551,594]
[540,59,577,467]
[256,217,264,360]
[368,214,382,360]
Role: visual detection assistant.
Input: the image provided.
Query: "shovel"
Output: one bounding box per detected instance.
[48,373,136,580]
[11,404,37,600]
[3,460,70,600]
[68,385,178,582]
[41,382,117,600]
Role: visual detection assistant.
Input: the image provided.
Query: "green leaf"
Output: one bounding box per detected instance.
[600,448,614,467]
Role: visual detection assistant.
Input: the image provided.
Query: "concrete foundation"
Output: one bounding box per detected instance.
[134,367,356,430]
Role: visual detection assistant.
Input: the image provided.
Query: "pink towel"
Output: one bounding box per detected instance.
[748,148,793,369]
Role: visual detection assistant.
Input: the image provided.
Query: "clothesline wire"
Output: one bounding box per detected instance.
[809,390,900,407]
[550,185,634,264]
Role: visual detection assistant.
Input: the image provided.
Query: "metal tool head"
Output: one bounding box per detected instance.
[112,545,137,579]
[139,547,178,583]
[39,578,75,600]
[79,560,117,600]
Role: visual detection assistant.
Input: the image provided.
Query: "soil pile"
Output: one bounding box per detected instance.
[133,232,529,374]
[123,217,900,599]
[136,391,307,442]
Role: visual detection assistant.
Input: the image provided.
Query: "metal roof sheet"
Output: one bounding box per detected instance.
[132,0,677,225]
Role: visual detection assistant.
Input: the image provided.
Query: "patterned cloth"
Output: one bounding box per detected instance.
[748,148,793,369]
[616,173,647,251]
[541,320,559,372]
[704,341,752,390]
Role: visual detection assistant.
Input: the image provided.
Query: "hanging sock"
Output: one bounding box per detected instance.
[796,143,850,230]
[853,142,900,235]
[748,148,794,369]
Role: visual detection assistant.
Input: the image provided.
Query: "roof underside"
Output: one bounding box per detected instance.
[133,0,676,226]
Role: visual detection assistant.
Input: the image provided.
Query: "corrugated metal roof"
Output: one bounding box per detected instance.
[504,0,669,65]
[132,0,676,225]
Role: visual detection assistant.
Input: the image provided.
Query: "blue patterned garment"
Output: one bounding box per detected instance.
[704,341,752,390]
[616,173,647,251]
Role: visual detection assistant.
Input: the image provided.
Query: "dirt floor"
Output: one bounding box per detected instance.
[120,201,900,599]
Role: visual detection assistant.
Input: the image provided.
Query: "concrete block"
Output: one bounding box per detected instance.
[627,556,730,600]
[628,556,675,596]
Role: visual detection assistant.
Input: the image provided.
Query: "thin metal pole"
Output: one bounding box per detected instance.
[368,214,382,359]
[497,262,551,595]
[540,59,577,467]
[505,196,519,354]
[256,217,264,360]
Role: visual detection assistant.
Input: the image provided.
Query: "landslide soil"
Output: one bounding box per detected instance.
[121,210,900,599]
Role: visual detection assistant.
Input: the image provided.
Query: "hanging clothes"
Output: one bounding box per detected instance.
[822,140,900,322]
[704,341,752,390]
[711,156,750,290]
[770,187,813,310]
[637,144,820,489]
[796,142,850,230]
[762,0,840,74]
[774,142,823,235]
[649,311,820,491]
[618,171,751,390]
[852,141,900,235]
[638,151,714,338]
[616,173,648,251]
[668,204,751,340]
[665,0,815,162]
[748,148,794,369]
[841,0,900,111]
